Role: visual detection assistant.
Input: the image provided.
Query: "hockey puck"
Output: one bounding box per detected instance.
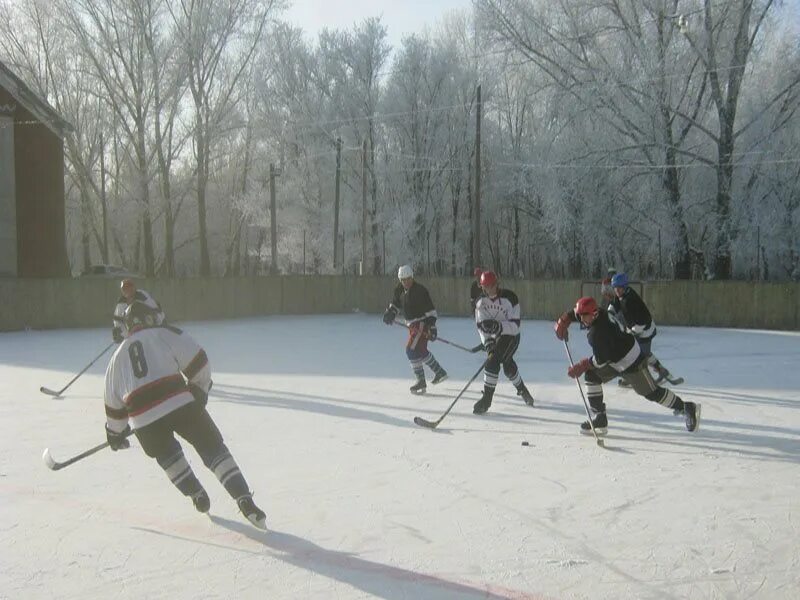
[521,441,530,446]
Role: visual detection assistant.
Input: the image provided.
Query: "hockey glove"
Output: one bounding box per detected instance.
[382,306,397,325]
[483,337,497,356]
[554,312,571,341]
[112,328,124,344]
[106,424,131,451]
[479,319,501,335]
[188,384,209,407]
[421,316,437,341]
[567,358,592,379]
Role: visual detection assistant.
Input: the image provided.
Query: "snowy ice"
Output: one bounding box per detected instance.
[1,314,799,599]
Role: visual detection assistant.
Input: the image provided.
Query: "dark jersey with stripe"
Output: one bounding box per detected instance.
[610,287,656,340]
[569,308,640,371]
[390,281,437,324]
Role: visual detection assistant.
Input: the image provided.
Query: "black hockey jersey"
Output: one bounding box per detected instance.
[389,281,437,324]
[569,308,641,372]
[610,287,656,340]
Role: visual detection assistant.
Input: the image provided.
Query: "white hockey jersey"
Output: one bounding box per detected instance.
[104,326,211,433]
[475,288,522,344]
[112,289,165,333]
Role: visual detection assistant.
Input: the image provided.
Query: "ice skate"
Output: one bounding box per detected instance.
[580,412,608,436]
[191,489,210,514]
[409,379,427,395]
[472,391,493,415]
[617,378,631,388]
[683,401,701,432]
[430,370,448,385]
[516,385,534,406]
[237,495,267,530]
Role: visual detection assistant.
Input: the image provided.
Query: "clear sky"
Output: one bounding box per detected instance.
[284,0,473,48]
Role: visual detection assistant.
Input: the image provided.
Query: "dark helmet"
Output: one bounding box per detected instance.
[123,301,158,334]
[611,273,629,288]
[479,270,498,288]
[574,296,599,316]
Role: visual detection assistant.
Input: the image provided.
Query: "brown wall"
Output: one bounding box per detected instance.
[3,93,69,277]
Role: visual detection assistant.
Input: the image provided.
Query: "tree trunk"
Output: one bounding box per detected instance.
[196,111,211,276]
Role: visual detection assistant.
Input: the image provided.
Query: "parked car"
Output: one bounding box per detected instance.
[79,264,141,279]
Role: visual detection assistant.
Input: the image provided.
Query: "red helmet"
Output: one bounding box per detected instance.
[479,270,498,288]
[574,296,598,316]
[120,278,135,292]
[473,267,483,277]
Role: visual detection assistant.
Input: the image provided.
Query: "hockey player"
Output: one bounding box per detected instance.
[112,278,165,343]
[554,296,699,435]
[469,267,485,312]
[472,271,535,414]
[382,265,448,394]
[104,301,267,529]
[610,273,682,385]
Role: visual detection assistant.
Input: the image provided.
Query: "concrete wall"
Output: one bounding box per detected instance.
[0,276,798,332]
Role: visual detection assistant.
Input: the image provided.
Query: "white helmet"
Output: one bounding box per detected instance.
[397,264,413,279]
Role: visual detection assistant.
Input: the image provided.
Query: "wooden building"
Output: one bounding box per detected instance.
[0,60,71,277]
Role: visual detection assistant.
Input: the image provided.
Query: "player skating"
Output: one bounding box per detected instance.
[382,265,448,394]
[112,278,165,343]
[104,301,267,529]
[554,296,700,435]
[609,273,683,386]
[472,271,535,414]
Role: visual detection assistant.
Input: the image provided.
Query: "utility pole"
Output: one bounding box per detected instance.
[473,84,482,267]
[333,137,341,270]
[99,131,108,263]
[269,163,280,274]
[361,138,368,276]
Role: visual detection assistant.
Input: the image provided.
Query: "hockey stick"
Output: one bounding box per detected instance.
[413,359,488,429]
[393,320,481,353]
[563,340,605,448]
[42,432,132,471]
[40,342,116,397]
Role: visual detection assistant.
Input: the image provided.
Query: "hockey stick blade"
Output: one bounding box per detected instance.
[42,448,60,470]
[413,416,439,429]
[42,439,115,471]
[40,387,62,397]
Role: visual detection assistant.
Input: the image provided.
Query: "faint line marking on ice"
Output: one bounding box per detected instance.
[545,559,589,568]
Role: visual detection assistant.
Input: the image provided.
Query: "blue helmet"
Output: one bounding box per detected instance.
[611,272,629,288]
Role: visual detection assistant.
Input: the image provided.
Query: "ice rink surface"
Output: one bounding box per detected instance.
[1,314,798,599]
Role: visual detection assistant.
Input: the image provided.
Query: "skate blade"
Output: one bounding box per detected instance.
[581,427,607,436]
[409,389,427,396]
[246,514,268,530]
[689,404,701,432]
